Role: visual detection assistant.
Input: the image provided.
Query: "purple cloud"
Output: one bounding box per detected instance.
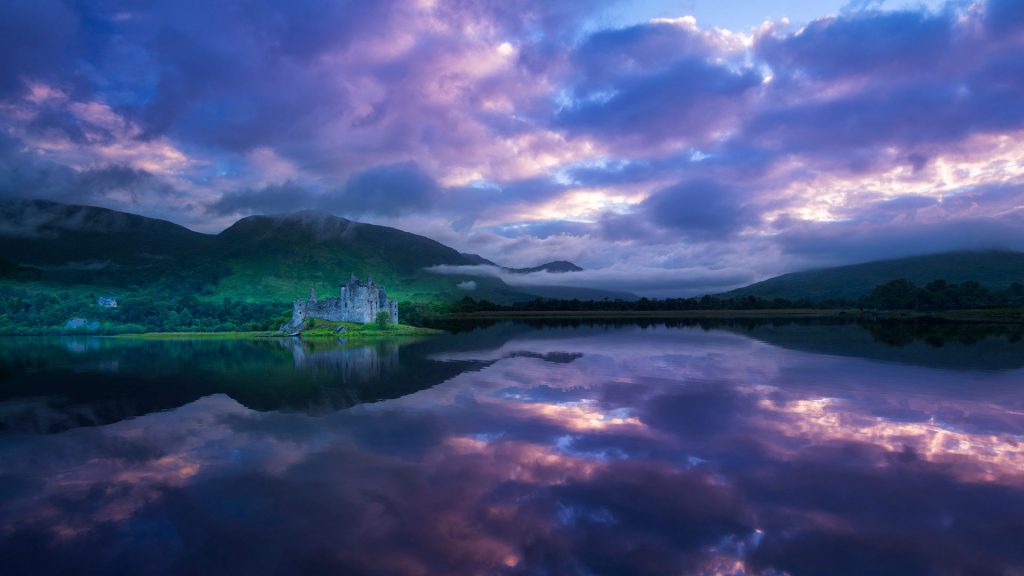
[323,161,439,217]
[1,0,1024,294]
[641,179,759,240]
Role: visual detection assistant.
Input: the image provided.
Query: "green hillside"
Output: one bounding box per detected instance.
[209,212,524,303]
[0,199,209,266]
[0,201,531,305]
[721,251,1024,302]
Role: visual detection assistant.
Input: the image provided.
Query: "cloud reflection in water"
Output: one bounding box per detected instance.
[1,322,1023,575]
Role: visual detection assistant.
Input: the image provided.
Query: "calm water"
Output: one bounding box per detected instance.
[1,320,1023,575]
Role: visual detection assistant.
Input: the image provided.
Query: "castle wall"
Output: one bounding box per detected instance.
[282,277,400,331]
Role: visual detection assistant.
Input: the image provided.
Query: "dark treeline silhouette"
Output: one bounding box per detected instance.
[863,279,1024,311]
[5,278,1023,334]
[0,286,288,335]
[446,278,1024,315]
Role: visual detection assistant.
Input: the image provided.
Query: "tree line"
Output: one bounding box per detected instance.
[0,286,288,335]
[3,278,1022,334]
[446,278,1024,315]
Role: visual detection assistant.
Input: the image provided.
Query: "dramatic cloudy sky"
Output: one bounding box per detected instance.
[1,0,1023,295]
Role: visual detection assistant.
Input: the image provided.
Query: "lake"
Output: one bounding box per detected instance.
[1,319,1023,575]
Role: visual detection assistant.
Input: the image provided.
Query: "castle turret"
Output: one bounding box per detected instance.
[281,276,399,331]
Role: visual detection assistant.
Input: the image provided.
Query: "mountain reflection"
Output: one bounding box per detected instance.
[0,336,490,433]
[1,320,1023,575]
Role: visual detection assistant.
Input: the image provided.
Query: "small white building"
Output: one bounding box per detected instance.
[97,297,118,308]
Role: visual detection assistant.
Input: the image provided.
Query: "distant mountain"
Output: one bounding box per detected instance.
[721,251,1024,301]
[0,200,611,304]
[218,212,470,271]
[453,255,632,299]
[507,260,583,274]
[457,254,584,274]
[0,199,209,266]
[211,212,527,302]
[460,253,497,266]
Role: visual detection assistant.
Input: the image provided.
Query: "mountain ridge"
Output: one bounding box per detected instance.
[0,199,602,303]
[720,251,1024,301]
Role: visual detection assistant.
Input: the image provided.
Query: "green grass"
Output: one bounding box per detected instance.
[116,322,443,340]
[296,319,442,339]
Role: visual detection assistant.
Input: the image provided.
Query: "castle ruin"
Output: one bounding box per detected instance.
[281,274,399,332]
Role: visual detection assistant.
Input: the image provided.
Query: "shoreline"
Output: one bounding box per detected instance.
[440,308,1024,323]
[112,324,443,340]
[4,308,1022,337]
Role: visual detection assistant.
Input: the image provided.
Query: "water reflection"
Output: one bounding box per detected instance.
[1,320,1023,575]
[0,336,494,433]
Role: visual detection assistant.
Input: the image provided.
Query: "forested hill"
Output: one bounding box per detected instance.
[0,200,624,335]
[0,199,209,266]
[0,200,530,304]
[720,251,1024,302]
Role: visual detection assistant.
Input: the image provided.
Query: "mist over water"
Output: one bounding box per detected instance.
[1,320,1023,575]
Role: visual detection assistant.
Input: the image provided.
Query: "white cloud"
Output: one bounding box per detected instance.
[426,263,756,297]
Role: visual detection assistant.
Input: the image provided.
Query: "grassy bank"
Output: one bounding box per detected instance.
[297,321,443,339]
[116,321,443,340]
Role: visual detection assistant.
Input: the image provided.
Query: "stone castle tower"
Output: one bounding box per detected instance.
[281,274,399,332]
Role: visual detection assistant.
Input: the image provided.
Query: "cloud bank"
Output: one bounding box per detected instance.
[0,0,1022,294]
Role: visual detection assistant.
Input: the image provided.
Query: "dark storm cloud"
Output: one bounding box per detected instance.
[549,0,1024,178]
[321,161,439,217]
[641,180,758,239]
[3,0,1024,288]
[556,57,762,145]
[744,5,1024,165]
[127,0,397,147]
[209,164,580,222]
[0,135,77,201]
[0,143,200,239]
[570,21,718,89]
[0,0,82,97]
[209,181,316,216]
[746,75,1024,167]
[211,162,440,217]
[774,213,1024,265]
[986,0,1024,35]
[0,134,182,209]
[25,107,103,145]
[756,9,955,81]
[767,183,1024,265]
[211,159,448,218]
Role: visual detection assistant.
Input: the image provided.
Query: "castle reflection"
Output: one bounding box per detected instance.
[282,338,401,385]
[1,320,1023,574]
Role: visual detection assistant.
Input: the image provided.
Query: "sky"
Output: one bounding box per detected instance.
[1,0,1023,296]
